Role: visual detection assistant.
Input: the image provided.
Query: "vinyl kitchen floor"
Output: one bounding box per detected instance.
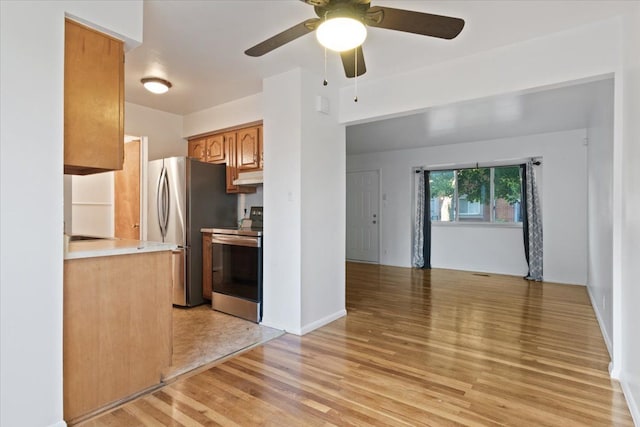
[164,304,284,381]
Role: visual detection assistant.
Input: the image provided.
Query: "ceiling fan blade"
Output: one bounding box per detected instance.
[365,6,464,40]
[300,0,369,6]
[245,18,320,57]
[340,46,366,78]
[299,0,329,6]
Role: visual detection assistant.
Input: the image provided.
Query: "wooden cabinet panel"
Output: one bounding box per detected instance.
[236,126,262,171]
[224,132,255,194]
[64,19,124,175]
[64,251,172,422]
[202,233,212,300]
[188,135,226,164]
[188,138,206,162]
[206,135,226,163]
[225,132,240,193]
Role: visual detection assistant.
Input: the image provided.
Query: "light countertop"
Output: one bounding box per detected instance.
[65,238,177,260]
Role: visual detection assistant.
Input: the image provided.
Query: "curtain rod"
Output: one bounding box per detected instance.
[414,157,542,173]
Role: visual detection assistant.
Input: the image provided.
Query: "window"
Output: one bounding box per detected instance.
[429,165,522,223]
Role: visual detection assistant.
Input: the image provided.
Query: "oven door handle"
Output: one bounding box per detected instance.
[211,234,260,248]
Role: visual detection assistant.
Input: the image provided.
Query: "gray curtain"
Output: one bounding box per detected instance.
[523,160,543,281]
[412,169,425,268]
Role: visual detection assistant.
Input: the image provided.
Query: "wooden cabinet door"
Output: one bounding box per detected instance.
[236,126,261,171]
[64,19,124,175]
[224,133,255,194]
[188,138,206,161]
[224,133,239,193]
[202,233,213,300]
[206,135,226,163]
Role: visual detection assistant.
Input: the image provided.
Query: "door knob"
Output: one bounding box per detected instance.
[132,224,140,228]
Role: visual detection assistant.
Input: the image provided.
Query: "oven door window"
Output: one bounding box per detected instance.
[212,243,260,301]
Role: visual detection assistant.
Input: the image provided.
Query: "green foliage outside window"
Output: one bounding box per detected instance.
[494,166,522,205]
[428,165,522,222]
[430,170,454,199]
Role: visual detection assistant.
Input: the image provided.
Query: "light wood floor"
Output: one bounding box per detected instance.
[82,263,633,426]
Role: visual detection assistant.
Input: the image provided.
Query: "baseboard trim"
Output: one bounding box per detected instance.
[620,375,640,426]
[300,309,347,336]
[259,318,292,334]
[48,421,67,427]
[586,286,613,358]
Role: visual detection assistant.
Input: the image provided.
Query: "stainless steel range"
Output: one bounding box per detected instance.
[210,227,263,322]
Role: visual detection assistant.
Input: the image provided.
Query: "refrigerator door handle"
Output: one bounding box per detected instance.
[161,168,170,238]
[157,166,170,239]
[156,166,166,239]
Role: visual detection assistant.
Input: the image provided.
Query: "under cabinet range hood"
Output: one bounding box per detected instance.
[233,170,263,185]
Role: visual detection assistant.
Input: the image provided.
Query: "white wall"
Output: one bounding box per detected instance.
[347,129,588,285]
[183,93,262,137]
[299,69,346,333]
[339,19,620,125]
[71,173,115,237]
[0,2,143,427]
[261,69,346,334]
[262,70,303,332]
[125,102,184,160]
[431,224,528,276]
[586,79,615,353]
[620,5,640,424]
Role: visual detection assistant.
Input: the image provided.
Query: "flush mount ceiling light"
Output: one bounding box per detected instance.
[316,16,367,52]
[141,77,172,94]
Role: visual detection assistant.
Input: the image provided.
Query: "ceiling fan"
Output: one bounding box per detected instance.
[245,0,465,78]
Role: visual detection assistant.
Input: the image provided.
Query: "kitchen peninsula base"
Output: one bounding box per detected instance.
[64,244,173,423]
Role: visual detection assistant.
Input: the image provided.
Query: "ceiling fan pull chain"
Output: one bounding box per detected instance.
[322,11,329,86]
[323,46,328,86]
[354,47,358,102]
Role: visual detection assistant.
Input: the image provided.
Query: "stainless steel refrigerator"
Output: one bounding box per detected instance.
[148,157,237,306]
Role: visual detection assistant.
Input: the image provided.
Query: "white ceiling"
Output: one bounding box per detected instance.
[345,77,613,154]
[124,1,635,116]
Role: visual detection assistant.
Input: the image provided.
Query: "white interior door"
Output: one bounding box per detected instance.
[346,170,380,263]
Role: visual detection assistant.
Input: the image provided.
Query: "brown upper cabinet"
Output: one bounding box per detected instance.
[207,134,226,163]
[187,123,262,194]
[64,19,124,175]
[187,137,206,161]
[236,126,262,171]
[188,135,226,164]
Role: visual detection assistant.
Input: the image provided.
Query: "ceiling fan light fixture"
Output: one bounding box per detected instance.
[316,17,367,52]
[141,77,172,94]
